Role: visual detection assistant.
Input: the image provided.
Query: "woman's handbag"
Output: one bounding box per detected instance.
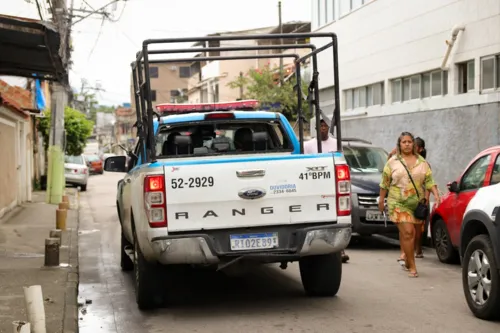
[398,158,429,220]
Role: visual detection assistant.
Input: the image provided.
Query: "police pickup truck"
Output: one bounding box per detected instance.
[105,101,352,308]
[104,31,351,309]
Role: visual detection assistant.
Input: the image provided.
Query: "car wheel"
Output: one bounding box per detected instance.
[80,184,87,192]
[462,234,500,320]
[299,252,342,297]
[133,230,163,310]
[433,219,458,263]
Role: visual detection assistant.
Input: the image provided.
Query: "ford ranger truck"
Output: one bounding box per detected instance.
[107,108,353,309]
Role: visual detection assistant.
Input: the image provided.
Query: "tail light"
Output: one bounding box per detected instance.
[144,175,167,228]
[335,164,351,216]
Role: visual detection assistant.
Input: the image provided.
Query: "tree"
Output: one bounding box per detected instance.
[37,107,94,156]
[227,65,310,121]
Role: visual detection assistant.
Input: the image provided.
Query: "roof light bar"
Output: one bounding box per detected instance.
[156,100,259,114]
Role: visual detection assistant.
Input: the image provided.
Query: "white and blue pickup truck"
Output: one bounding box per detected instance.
[104,101,353,309]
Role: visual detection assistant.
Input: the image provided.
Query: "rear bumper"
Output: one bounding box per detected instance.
[65,174,88,185]
[148,222,352,265]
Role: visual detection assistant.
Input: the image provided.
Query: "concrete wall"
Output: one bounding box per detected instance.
[340,102,500,190]
[0,117,18,217]
[0,106,33,218]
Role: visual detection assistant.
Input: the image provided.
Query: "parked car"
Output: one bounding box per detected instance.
[460,182,500,320]
[64,155,89,191]
[430,146,500,263]
[342,138,398,236]
[84,154,103,174]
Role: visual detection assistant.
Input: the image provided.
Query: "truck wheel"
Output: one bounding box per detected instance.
[133,230,163,310]
[120,231,134,271]
[80,184,87,192]
[462,234,500,320]
[299,252,342,297]
[433,219,458,264]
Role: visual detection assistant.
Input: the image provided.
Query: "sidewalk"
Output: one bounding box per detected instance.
[0,190,79,333]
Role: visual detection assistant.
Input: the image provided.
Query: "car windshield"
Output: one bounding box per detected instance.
[343,146,388,173]
[85,154,100,162]
[65,155,84,165]
[155,118,293,158]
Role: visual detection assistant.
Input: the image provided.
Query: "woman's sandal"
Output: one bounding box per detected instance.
[408,271,419,278]
[415,253,424,259]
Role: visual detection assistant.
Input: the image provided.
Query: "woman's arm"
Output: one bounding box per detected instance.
[379,162,392,212]
[430,185,440,206]
[424,165,440,206]
[379,189,388,212]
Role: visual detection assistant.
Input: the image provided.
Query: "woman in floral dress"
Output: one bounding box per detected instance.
[378,132,440,277]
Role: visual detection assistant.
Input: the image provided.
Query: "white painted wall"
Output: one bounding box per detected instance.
[310,0,500,126]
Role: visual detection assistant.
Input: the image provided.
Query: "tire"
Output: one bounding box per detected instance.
[80,184,87,192]
[120,231,134,271]
[299,252,342,297]
[133,230,164,310]
[433,219,458,264]
[462,234,500,320]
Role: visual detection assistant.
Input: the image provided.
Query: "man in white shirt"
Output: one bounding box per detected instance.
[304,119,338,154]
[303,119,349,263]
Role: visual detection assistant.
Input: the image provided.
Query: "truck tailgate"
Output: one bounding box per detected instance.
[164,154,337,232]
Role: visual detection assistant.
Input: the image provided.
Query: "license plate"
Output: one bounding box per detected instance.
[230,232,278,251]
[366,210,385,221]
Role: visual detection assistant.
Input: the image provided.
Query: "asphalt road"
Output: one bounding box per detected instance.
[77,172,500,333]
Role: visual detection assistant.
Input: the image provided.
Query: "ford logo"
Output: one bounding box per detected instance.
[238,188,267,200]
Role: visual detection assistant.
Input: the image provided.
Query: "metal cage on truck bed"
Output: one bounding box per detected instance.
[131,32,341,163]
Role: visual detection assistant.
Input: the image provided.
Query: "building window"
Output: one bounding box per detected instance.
[344,81,384,111]
[481,56,496,91]
[149,66,159,78]
[392,79,401,102]
[458,60,475,93]
[392,69,447,103]
[179,66,191,78]
[150,90,156,102]
[345,89,353,110]
[340,0,351,16]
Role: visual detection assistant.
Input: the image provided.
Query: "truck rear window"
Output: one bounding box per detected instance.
[155,119,293,158]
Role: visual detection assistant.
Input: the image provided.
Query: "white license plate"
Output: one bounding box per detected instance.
[366,210,385,221]
[230,232,278,251]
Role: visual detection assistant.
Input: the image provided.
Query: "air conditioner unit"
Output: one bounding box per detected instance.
[170,66,178,71]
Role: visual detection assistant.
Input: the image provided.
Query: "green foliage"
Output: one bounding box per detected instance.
[37,107,94,156]
[227,65,310,121]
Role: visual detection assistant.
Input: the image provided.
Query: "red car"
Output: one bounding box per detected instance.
[430,145,500,263]
[84,154,104,174]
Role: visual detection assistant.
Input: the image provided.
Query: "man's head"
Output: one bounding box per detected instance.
[319,119,330,141]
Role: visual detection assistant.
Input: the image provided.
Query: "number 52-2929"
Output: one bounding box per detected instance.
[171,177,214,189]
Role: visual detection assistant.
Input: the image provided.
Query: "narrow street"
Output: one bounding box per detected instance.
[77,173,500,333]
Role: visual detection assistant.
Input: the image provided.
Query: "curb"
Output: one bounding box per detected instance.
[62,190,80,333]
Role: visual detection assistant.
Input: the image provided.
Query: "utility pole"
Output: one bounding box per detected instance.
[278,1,284,86]
[46,0,70,204]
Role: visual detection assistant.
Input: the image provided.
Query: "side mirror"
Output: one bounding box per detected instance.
[104,156,127,173]
[447,181,459,193]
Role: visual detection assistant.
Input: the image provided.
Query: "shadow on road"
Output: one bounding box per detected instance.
[347,234,401,250]
[122,262,345,318]
[117,235,402,318]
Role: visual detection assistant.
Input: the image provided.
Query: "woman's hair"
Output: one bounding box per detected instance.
[396,131,417,155]
[415,137,427,158]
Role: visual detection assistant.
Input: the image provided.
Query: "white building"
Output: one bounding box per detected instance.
[311,0,500,188]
